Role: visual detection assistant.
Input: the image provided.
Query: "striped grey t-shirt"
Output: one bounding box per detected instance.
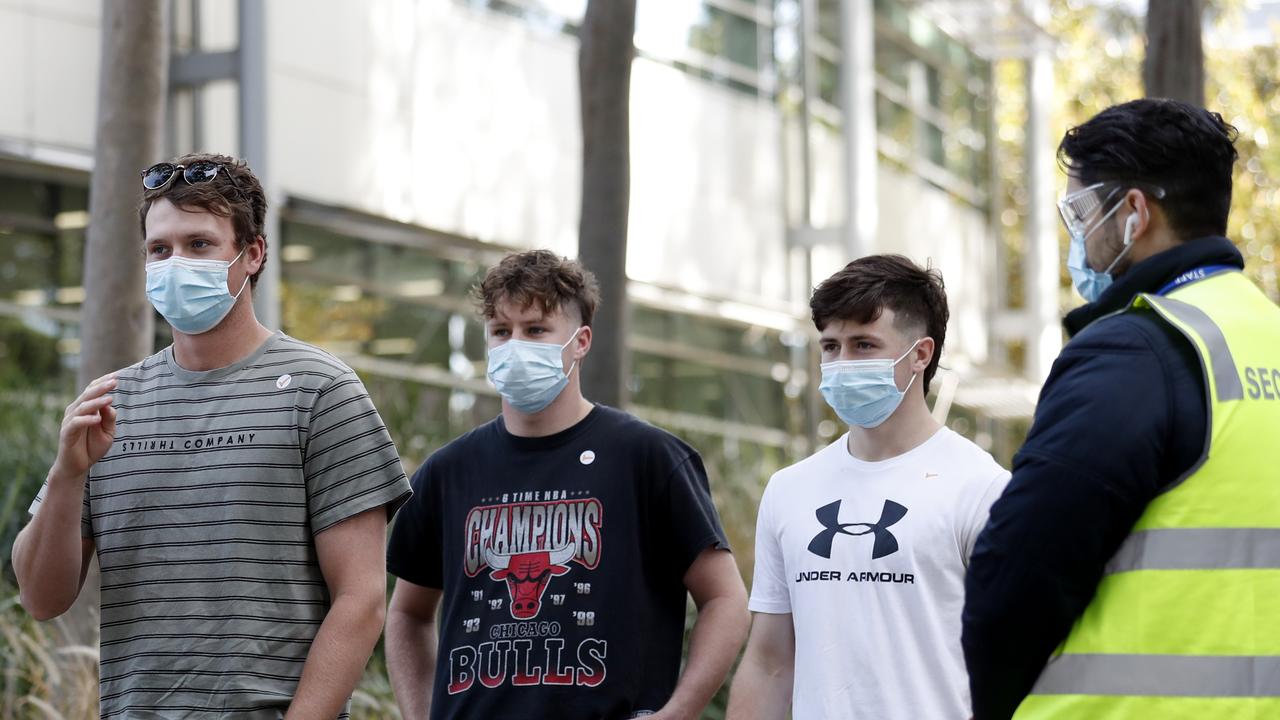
[30,333,411,719]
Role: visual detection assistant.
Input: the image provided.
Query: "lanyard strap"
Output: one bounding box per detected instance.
[1156,265,1238,296]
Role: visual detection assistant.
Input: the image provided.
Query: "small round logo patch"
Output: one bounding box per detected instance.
[579,450,596,466]
[276,374,292,390]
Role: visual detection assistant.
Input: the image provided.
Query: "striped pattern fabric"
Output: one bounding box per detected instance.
[30,333,410,719]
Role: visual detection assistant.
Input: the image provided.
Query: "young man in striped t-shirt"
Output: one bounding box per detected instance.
[11,154,412,719]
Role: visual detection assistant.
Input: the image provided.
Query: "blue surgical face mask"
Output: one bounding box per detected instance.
[487,328,583,414]
[1067,203,1137,303]
[819,339,922,429]
[145,250,250,335]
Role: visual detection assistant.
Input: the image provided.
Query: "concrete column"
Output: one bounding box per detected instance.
[838,0,877,259]
[240,0,281,331]
[1023,10,1062,381]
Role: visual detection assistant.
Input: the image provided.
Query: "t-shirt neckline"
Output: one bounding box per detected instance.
[836,426,951,471]
[163,331,286,382]
[495,405,602,451]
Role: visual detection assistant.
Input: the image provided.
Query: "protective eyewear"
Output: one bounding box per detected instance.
[1057,181,1166,238]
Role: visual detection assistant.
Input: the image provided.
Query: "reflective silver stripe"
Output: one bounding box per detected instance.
[1032,654,1280,697]
[1106,527,1280,574]
[1146,295,1245,402]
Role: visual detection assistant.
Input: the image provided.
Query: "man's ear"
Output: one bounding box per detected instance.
[913,337,935,374]
[245,235,267,275]
[575,325,592,360]
[1124,189,1152,243]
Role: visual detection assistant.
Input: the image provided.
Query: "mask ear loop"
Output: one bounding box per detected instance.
[229,248,252,300]
[560,327,585,377]
[893,338,926,393]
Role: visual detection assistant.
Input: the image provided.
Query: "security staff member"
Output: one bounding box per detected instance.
[962,98,1280,719]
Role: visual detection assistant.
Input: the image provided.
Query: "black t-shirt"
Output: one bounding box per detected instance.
[387,405,730,720]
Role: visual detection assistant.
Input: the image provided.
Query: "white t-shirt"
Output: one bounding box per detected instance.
[748,427,1010,720]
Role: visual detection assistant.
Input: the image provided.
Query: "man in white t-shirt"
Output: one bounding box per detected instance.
[726,254,1010,720]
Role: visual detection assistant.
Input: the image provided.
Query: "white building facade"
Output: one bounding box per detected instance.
[0,0,1059,489]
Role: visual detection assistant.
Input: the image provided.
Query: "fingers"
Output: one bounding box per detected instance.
[69,394,113,418]
[66,413,104,430]
[62,396,112,448]
[100,403,117,436]
[66,374,118,417]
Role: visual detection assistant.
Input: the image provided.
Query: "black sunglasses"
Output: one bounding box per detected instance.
[140,161,241,191]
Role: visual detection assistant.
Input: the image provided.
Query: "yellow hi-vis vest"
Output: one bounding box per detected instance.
[1014,269,1280,720]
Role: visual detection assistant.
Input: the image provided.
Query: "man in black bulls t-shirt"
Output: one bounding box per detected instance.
[385,250,749,720]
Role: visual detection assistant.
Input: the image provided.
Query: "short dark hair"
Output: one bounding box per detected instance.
[810,254,949,394]
[1058,98,1238,240]
[474,250,601,326]
[138,153,269,286]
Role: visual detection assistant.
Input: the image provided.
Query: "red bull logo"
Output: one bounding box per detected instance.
[485,543,575,619]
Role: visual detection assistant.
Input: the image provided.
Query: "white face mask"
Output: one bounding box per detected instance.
[818,339,922,428]
[145,249,249,334]
[486,328,583,414]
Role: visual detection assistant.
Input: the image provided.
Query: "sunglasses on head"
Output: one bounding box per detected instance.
[141,161,241,191]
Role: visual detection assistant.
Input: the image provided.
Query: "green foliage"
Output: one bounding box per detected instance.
[997,0,1280,317]
[0,319,68,581]
[0,592,100,720]
[1206,9,1280,298]
[0,320,78,718]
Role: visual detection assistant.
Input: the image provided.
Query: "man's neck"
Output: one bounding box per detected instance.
[844,393,941,463]
[502,384,595,438]
[1118,226,1181,274]
[171,297,274,372]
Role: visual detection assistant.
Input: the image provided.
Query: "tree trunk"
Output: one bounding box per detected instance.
[67,0,169,649]
[1143,0,1205,105]
[577,0,636,409]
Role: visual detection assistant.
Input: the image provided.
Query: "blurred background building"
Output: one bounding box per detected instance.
[0,0,1056,501]
[12,0,1280,716]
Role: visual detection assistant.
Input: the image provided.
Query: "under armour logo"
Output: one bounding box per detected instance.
[807,499,908,560]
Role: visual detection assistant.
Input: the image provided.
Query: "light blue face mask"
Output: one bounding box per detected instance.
[1064,181,1146,302]
[145,250,250,335]
[1066,204,1137,304]
[486,328,583,414]
[819,339,922,429]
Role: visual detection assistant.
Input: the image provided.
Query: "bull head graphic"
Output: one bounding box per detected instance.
[484,543,575,619]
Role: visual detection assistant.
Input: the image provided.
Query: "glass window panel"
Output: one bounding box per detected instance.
[280,220,487,370]
[816,54,840,107]
[874,36,913,90]
[876,93,914,150]
[816,0,840,46]
[922,120,946,168]
[685,4,764,71]
[0,179,89,310]
[873,0,910,34]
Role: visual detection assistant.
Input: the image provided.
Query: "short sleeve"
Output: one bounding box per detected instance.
[660,452,731,575]
[960,469,1011,567]
[747,479,790,614]
[387,461,445,589]
[304,371,411,533]
[28,478,93,538]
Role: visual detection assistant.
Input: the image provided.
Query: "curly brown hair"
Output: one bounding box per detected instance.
[474,250,601,326]
[810,254,949,394]
[137,153,268,285]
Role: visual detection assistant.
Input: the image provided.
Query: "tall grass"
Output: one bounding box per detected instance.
[0,590,100,720]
